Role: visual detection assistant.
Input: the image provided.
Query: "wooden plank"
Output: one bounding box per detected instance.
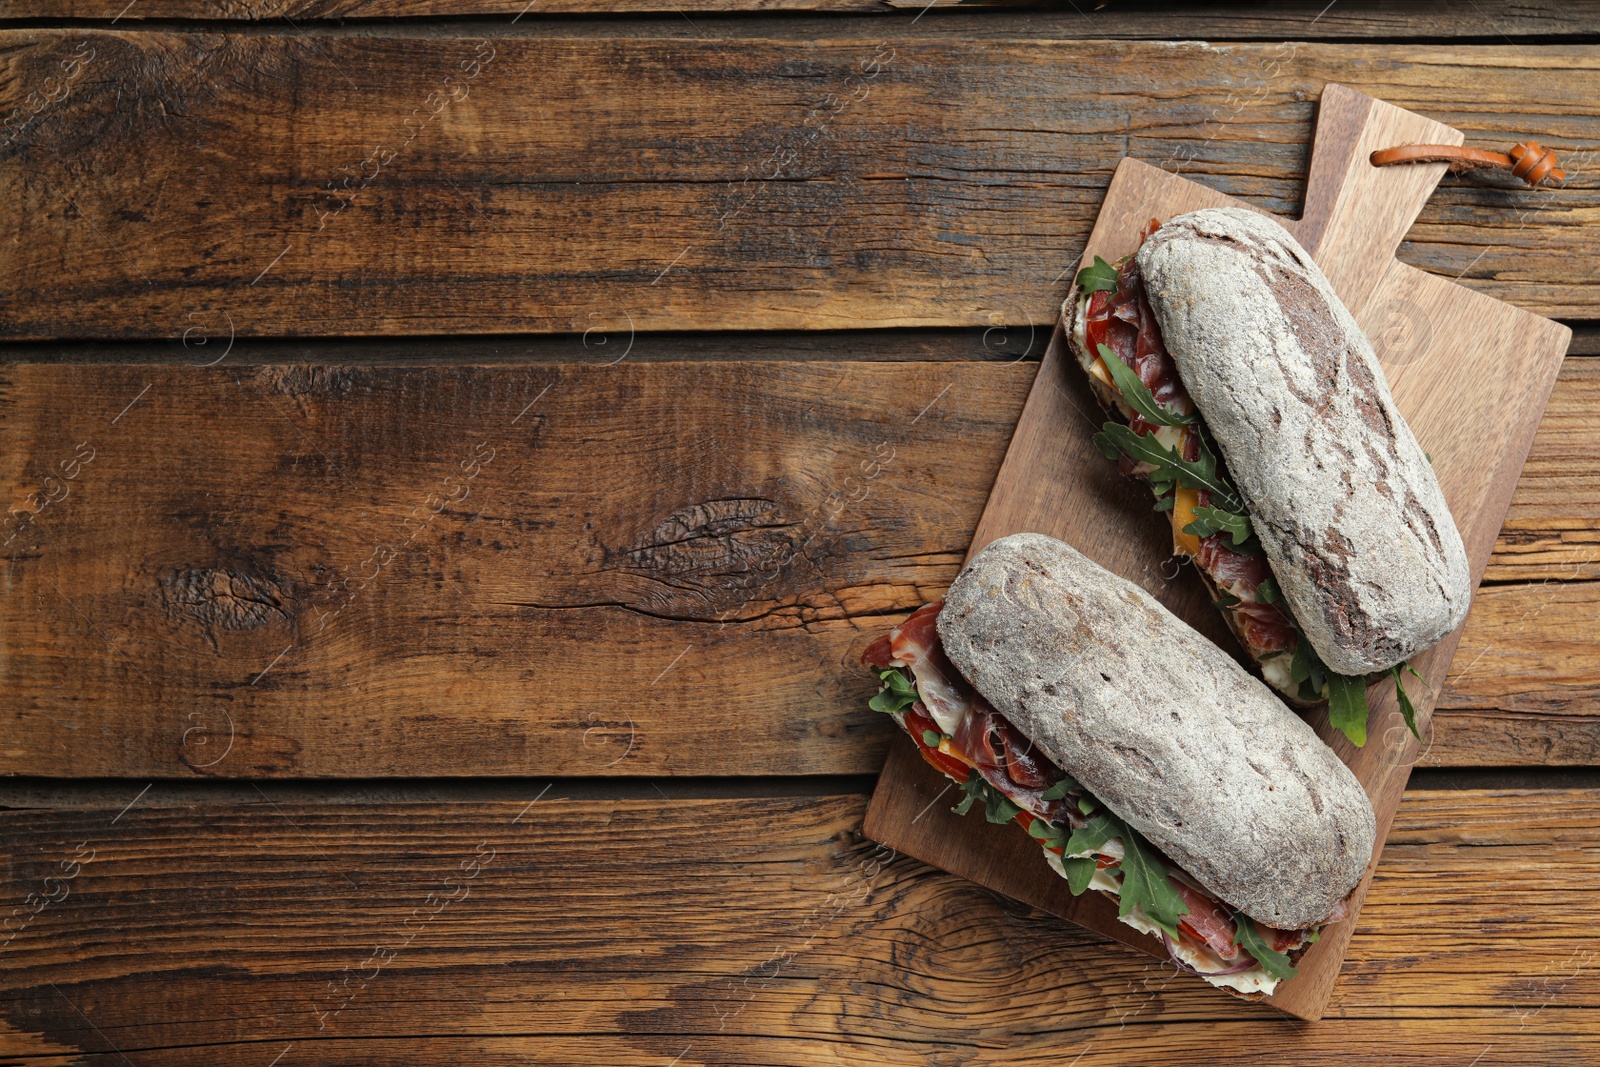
[1432,581,1600,767]
[3,0,1593,38]
[1,787,1596,1062]
[4,323,1589,369]
[0,327,1047,366]
[1490,356,1600,583]
[0,361,1026,778]
[2,361,1596,776]
[2,34,1597,340]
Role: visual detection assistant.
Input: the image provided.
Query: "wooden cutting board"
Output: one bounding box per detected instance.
[862,83,1572,1021]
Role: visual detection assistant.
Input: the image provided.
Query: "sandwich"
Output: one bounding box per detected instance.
[1065,206,1470,744]
[862,532,1377,997]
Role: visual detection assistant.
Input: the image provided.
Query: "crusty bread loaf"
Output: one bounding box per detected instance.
[1135,206,1470,675]
[937,533,1376,930]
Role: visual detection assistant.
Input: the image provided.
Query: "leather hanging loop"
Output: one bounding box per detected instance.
[1370,141,1566,188]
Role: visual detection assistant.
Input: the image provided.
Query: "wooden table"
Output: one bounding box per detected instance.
[2,3,1597,1062]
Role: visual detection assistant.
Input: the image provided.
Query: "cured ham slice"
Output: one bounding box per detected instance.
[1234,600,1299,653]
[886,602,973,736]
[865,604,1071,821]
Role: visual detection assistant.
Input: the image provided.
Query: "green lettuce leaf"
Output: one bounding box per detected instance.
[1232,912,1299,982]
[1391,662,1429,741]
[1183,505,1255,548]
[1326,672,1371,747]
[1097,344,1197,428]
[1039,775,1081,802]
[868,668,919,715]
[1092,422,1245,514]
[953,771,1022,825]
[1255,577,1282,604]
[1062,855,1098,895]
[1075,255,1119,294]
[1116,824,1189,940]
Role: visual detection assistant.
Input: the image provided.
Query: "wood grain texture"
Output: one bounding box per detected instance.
[1490,356,1600,583]
[2,34,1597,341]
[1432,581,1600,766]
[0,361,1025,778]
[870,86,1569,1020]
[1,360,1596,777]
[4,0,1595,37]
[0,327,1049,367]
[1,787,1597,1063]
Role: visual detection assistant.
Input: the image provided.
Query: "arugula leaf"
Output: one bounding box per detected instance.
[868,668,919,715]
[921,729,942,748]
[1255,577,1282,604]
[1062,809,1187,938]
[1326,672,1371,747]
[1075,255,1119,295]
[1153,494,1175,512]
[1097,344,1197,428]
[1284,635,1378,748]
[1064,811,1121,857]
[1213,590,1241,610]
[952,771,981,816]
[1391,662,1430,741]
[1062,855,1098,895]
[1289,638,1328,702]
[1092,422,1244,513]
[984,792,1021,825]
[1116,825,1189,940]
[1232,912,1299,982]
[1043,790,1196,940]
[1039,776,1081,802]
[953,771,1022,825]
[1026,816,1066,852]
[1183,505,1255,548]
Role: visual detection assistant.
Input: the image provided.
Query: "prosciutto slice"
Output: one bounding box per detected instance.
[865,603,1072,823]
[1172,880,1241,961]
[886,602,974,736]
[1085,236,1196,427]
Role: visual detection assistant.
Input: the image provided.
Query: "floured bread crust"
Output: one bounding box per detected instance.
[937,533,1377,931]
[1135,207,1470,675]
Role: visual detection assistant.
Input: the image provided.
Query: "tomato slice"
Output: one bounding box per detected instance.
[904,704,977,781]
[918,744,974,782]
[1084,291,1111,358]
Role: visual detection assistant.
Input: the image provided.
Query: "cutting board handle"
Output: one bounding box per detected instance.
[1297,84,1465,270]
